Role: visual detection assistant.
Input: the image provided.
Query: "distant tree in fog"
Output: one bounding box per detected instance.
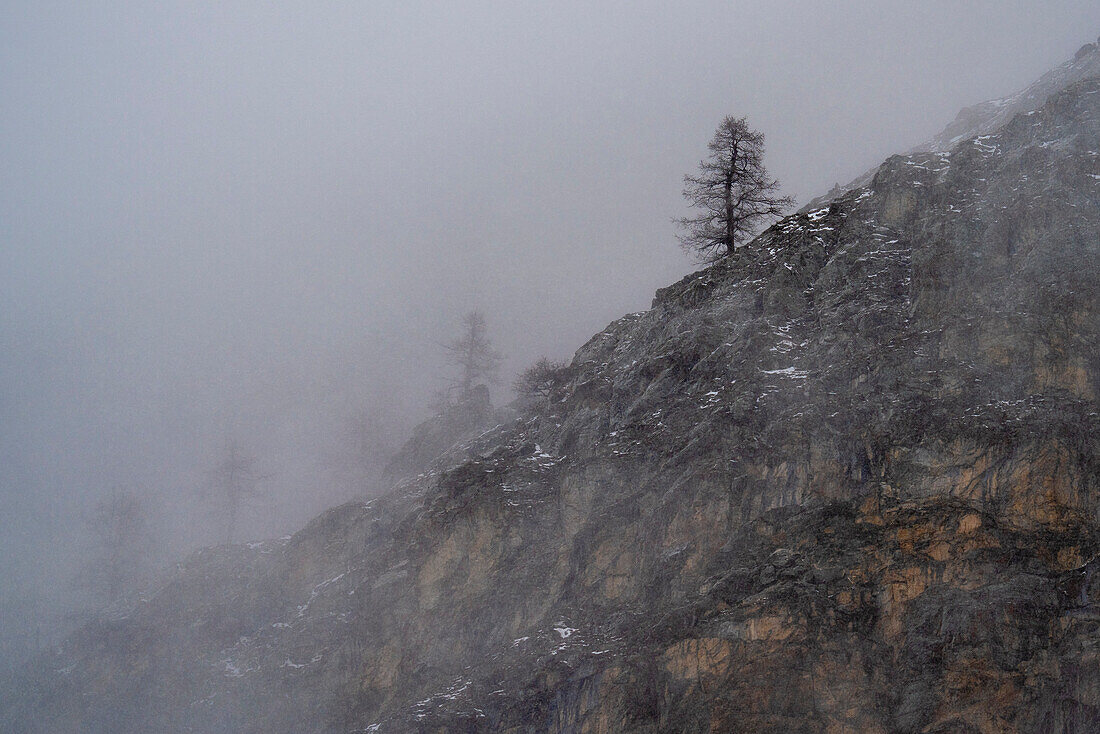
[443,311,503,400]
[206,440,269,544]
[347,408,397,476]
[513,357,572,409]
[428,386,457,415]
[82,486,153,605]
[331,398,402,498]
[677,115,793,261]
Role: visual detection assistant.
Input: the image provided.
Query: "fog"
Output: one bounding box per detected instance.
[2,0,1097,661]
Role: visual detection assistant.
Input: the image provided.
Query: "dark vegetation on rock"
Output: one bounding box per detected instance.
[4,50,1100,734]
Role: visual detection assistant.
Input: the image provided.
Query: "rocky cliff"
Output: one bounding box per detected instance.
[5,59,1100,734]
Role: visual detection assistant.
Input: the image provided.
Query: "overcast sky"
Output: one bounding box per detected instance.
[2,1,1099,620]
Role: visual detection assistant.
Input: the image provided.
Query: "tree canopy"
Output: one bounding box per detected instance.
[443,311,503,399]
[677,116,792,261]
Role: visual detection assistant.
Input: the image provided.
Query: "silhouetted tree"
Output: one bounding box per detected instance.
[677,116,793,261]
[207,440,268,544]
[83,486,152,605]
[513,357,572,409]
[443,311,503,399]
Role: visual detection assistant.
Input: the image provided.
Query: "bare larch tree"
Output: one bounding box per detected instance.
[83,486,152,605]
[207,439,268,544]
[443,311,502,400]
[677,116,793,261]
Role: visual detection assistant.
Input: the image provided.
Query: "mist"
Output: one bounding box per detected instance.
[2,0,1098,669]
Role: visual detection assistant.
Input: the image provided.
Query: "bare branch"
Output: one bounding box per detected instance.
[676,116,793,262]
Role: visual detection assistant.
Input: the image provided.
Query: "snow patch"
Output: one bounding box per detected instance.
[296,572,346,618]
[761,367,810,379]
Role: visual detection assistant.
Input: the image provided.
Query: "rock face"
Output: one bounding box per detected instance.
[5,67,1100,734]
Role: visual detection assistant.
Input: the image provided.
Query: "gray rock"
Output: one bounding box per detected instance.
[6,47,1100,734]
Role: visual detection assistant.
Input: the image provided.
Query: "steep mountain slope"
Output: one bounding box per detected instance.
[923,38,1100,153]
[6,71,1100,734]
[804,38,1100,212]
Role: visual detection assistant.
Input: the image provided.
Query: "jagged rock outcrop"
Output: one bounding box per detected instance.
[5,58,1100,734]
